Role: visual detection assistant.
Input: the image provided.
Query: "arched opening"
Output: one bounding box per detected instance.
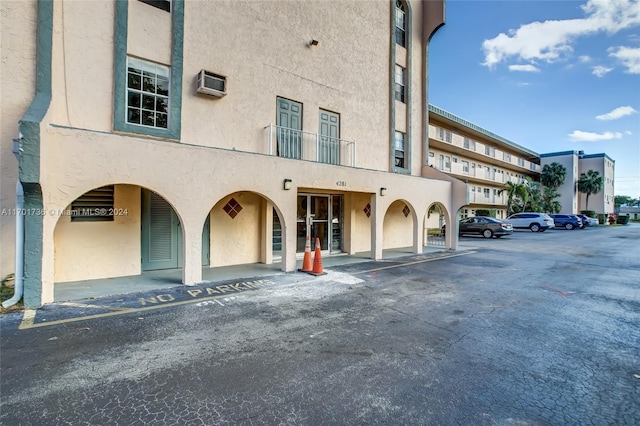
[424,202,448,248]
[207,191,285,268]
[382,199,415,254]
[53,185,190,287]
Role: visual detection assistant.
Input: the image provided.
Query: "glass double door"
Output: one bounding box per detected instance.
[297,194,343,253]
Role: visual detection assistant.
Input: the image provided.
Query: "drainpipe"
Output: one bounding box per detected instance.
[3,181,25,308]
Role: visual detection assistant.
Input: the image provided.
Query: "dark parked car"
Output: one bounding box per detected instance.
[442,216,513,239]
[549,214,583,230]
[577,214,594,227]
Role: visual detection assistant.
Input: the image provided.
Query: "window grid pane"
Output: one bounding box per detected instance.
[126,57,171,130]
[395,65,406,103]
[394,132,405,168]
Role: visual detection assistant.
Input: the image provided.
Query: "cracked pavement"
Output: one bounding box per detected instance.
[1,224,639,425]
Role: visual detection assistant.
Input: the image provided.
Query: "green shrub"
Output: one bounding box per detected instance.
[580,210,596,218]
[476,209,496,217]
[597,213,607,224]
[616,215,630,225]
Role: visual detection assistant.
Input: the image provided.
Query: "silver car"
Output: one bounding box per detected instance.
[505,212,555,232]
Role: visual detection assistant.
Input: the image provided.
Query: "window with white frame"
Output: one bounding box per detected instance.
[395,65,406,103]
[394,131,406,168]
[504,153,511,162]
[126,57,170,129]
[462,160,469,174]
[483,188,490,198]
[518,157,525,167]
[438,128,452,143]
[395,0,406,47]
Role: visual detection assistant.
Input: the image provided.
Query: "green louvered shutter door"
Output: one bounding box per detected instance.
[142,190,179,270]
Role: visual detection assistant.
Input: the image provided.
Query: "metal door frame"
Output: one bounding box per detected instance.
[297,193,343,254]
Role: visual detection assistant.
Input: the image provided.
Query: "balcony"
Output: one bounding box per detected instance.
[266,124,357,167]
[468,192,507,205]
[428,125,541,175]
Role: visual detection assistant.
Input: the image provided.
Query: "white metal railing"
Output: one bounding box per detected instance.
[266,123,356,167]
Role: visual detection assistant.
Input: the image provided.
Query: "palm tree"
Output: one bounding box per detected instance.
[499,181,528,216]
[523,179,543,212]
[577,170,604,210]
[541,162,567,189]
[541,187,562,213]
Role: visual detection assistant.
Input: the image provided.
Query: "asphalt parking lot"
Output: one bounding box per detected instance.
[1,223,638,425]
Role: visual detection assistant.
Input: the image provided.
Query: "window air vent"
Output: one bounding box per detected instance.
[197,70,226,97]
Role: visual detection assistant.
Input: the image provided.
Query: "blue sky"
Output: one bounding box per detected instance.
[429,0,640,197]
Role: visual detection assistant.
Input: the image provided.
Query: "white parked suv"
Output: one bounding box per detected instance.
[505,212,555,232]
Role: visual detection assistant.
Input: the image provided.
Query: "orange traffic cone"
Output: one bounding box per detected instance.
[310,237,326,275]
[299,235,312,272]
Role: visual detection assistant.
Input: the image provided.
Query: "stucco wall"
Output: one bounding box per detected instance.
[542,155,578,214]
[48,0,115,130]
[210,192,262,267]
[54,185,141,282]
[578,156,614,214]
[178,1,393,171]
[128,0,172,65]
[383,200,414,249]
[349,193,373,254]
[0,0,38,280]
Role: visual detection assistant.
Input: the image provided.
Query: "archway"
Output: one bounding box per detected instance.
[424,202,448,248]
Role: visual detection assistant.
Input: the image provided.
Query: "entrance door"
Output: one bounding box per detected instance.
[296,194,343,253]
[141,190,210,271]
[319,110,339,164]
[276,97,302,159]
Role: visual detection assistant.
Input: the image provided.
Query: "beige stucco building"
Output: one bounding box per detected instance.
[1,0,470,308]
[427,105,542,219]
[540,151,615,215]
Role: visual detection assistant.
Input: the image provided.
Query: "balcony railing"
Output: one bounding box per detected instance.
[429,124,540,174]
[266,124,357,167]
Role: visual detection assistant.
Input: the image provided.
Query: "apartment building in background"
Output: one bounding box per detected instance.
[427,105,542,219]
[1,0,469,308]
[540,151,615,215]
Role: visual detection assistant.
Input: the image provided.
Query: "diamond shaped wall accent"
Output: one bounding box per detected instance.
[363,203,371,218]
[223,198,243,219]
[402,204,410,217]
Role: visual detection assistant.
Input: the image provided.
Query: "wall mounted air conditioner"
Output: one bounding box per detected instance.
[197,70,226,97]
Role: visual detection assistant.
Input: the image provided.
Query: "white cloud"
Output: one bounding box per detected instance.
[508,64,541,72]
[482,0,640,68]
[596,105,638,120]
[592,65,614,76]
[608,46,640,73]
[516,82,531,86]
[569,130,624,141]
[626,130,633,135]
[579,55,592,62]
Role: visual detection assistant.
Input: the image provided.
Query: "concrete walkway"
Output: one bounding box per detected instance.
[53,245,466,303]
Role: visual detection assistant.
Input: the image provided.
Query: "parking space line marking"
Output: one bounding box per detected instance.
[19,309,36,330]
[59,302,130,311]
[354,251,476,275]
[17,293,241,330]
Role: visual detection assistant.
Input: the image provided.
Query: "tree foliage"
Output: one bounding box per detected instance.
[577,170,603,210]
[499,180,528,216]
[541,162,567,189]
[615,195,637,207]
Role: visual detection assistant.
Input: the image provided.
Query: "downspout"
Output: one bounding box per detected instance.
[3,181,25,308]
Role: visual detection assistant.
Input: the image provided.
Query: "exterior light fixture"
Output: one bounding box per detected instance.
[283,179,293,190]
[380,187,387,196]
[310,39,319,47]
